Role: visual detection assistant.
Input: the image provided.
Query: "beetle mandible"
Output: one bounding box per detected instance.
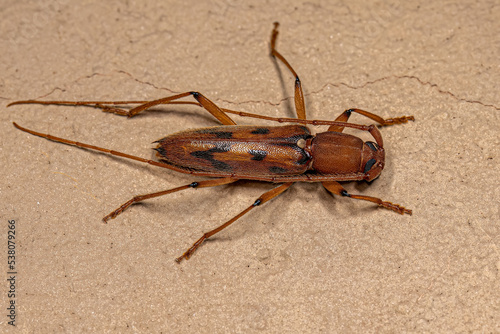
[8,22,414,262]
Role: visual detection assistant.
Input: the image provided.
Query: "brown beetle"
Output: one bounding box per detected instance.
[8,23,414,262]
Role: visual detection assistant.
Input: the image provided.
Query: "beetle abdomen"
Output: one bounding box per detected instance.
[154,125,312,176]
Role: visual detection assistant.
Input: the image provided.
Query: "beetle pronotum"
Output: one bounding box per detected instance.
[9,23,414,262]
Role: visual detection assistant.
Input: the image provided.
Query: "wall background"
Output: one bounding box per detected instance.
[2,0,499,332]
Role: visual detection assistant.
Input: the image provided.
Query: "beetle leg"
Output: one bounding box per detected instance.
[322,181,412,215]
[328,108,414,132]
[175,182,294,263]
[103,177,238,222]
[328,109,415,132]
[126,92,237,125]
[12,122,243,179]
[270,22,306,120]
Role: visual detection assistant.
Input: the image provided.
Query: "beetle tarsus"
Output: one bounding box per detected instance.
[103,214,114,223]
[380,201,412,215]
[382,116,415,126]
[175,254,187,263]
[176,235,207,263]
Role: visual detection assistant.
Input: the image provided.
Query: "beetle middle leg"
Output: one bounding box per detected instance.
[103,177,238,222]
[322,181,412,215]
[175,182,294,263]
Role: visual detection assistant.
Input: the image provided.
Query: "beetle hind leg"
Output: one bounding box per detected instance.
[176,182,294,263]
[322,181,412,215]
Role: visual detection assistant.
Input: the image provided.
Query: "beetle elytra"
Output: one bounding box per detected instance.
[8,22,414,262]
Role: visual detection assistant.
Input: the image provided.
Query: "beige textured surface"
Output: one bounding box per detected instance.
[2,0,499,332]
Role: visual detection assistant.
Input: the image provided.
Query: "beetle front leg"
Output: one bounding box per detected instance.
[322,181,412,215]
[328,108,414,133]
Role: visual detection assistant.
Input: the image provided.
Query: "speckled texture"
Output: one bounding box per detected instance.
[1,0,499,332]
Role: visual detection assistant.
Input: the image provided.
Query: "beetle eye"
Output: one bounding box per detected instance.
[364,158,377,173]
[366,141,378,151]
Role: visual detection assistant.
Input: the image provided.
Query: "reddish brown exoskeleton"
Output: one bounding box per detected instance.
[8,23,414,262]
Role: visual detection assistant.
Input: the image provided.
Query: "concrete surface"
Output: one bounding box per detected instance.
[1,0,499,332]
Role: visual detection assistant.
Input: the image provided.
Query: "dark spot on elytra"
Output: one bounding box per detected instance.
[196,129,234,139]
[190,144,232,172]
[288,133,313,142]
[154,146,167,157]
[191,150,212,160]
[297,150,312,165]
[269,137,312,166]
[271,133,313,146]
[269,166,288,174]
[249,150,267,161]
[213,131,233,139]
[211,160,232,172]
[251,128,270,135]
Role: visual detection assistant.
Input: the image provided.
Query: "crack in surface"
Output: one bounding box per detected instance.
[116,70,177,94]
[307,75,499,111]
[8,71,499,111]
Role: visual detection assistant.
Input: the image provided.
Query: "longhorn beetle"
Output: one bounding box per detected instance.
[8,23,414,263]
